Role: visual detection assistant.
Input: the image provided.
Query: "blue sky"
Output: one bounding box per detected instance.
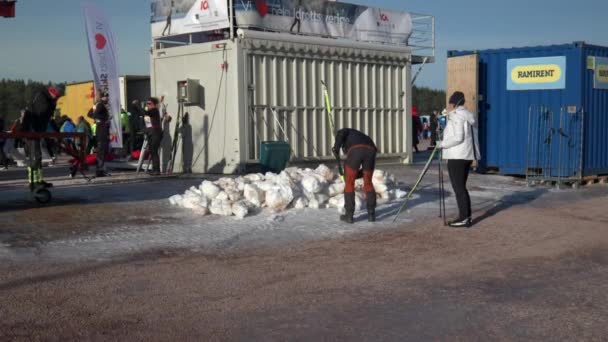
[1,0,607,90]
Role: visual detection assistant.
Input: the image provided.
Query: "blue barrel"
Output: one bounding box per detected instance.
[260,141,290,173]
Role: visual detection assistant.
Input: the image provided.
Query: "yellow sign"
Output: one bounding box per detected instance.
[587,56,595,70]
[511,64,562,84]
[597,64,608,83]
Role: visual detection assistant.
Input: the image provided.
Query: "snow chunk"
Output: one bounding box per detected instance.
[168,195,183,206]
[314,164,335,182]
[200,180,221,200]
[209,198,233,216]
[301,175,323,195]
[265,184,294,212]
[231,201,249,219]
[328,182,345,197]
[243,184,265,208]
[292,197,309,209]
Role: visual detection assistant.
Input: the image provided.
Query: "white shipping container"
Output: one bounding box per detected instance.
[152,29,413,174]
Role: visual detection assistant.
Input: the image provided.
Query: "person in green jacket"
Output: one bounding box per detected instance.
[121,108,133,156]
[88,108,97,154]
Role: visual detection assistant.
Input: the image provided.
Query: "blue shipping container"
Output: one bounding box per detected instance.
[448,41,608,178]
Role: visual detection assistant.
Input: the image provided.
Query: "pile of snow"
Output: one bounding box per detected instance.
[168,164,406,219]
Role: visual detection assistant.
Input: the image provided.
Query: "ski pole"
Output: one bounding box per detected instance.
[438,148,447,225]
[393,146,439,222]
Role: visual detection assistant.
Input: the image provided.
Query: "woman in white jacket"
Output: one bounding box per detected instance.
[438,91,480,228]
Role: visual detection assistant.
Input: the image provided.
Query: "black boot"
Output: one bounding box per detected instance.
[448,217,472,228]
[366,191,376,222]
[340,192,355,224]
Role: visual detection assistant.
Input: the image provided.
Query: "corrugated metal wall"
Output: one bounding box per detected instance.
[582,44,608,176]
[449,42,608,177]
[244,39,410,162]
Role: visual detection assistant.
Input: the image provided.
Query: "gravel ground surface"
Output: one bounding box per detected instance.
[1,149,607,340]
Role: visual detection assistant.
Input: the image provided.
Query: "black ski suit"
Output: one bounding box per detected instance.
[144,108,162,173]
[88,101,110,174]
[21,90,56,184]
[333,128,377,219]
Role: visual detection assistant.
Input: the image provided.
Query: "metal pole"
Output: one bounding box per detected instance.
[411,57,429,86]
[526,105,532,185]
[229,0,234,40]
[579,107,585,181]
[557,107,564,186]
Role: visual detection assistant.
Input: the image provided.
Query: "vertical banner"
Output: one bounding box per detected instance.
[83,2,122,148]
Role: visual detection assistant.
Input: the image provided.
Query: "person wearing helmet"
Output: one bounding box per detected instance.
[20,86,60,189]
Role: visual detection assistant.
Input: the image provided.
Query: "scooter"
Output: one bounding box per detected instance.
[29,170,52,204]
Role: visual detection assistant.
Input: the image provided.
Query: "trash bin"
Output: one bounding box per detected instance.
[259,141,290,173]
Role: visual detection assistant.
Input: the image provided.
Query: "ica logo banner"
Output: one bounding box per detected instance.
[507,56,566,90]
[594,56,608,89]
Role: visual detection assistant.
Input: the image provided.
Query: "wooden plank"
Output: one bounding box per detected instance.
[446,54,479,115]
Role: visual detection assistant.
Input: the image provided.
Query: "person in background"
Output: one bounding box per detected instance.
[44,116,59,163]
[87,108,97,154]
[129,100,143,150]
[76,116,91,151]
[120,108,133,158]
[0,114,8,170]
[429,110,439,149]
[144,97,163,176]
[20,86,61,189]
[88,90,110,177]
[332,128,378,224]
[12,109,26,149]
[60,117,76,150]
[437,91,480,228]
[412,106,423,153]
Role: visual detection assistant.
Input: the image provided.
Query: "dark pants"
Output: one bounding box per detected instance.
[148,131,162,172]
[96,123,109,172]
[88,136,97,154]
[344,146,377,214]
[123,132,133,156]
[0,140,7,167]
[448,159,473,220]
[27,139,42,170]
[45,138,55,158]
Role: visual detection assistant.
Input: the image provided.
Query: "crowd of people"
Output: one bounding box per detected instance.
[0,87,164,179]
[411,106,442,153]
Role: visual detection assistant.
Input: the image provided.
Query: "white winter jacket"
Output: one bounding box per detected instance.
[440,106,481,160]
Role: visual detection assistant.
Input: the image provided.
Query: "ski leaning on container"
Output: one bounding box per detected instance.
[321,80,344,177]
[392,146,440,222]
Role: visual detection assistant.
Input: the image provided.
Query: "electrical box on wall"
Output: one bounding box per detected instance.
[177,79,200,105]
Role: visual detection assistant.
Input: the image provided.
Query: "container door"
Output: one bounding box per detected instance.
[446,54,479,115]
[554,105,583,179]
[526,105,583,181]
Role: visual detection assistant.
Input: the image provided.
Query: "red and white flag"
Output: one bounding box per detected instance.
[83,1,122,148]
